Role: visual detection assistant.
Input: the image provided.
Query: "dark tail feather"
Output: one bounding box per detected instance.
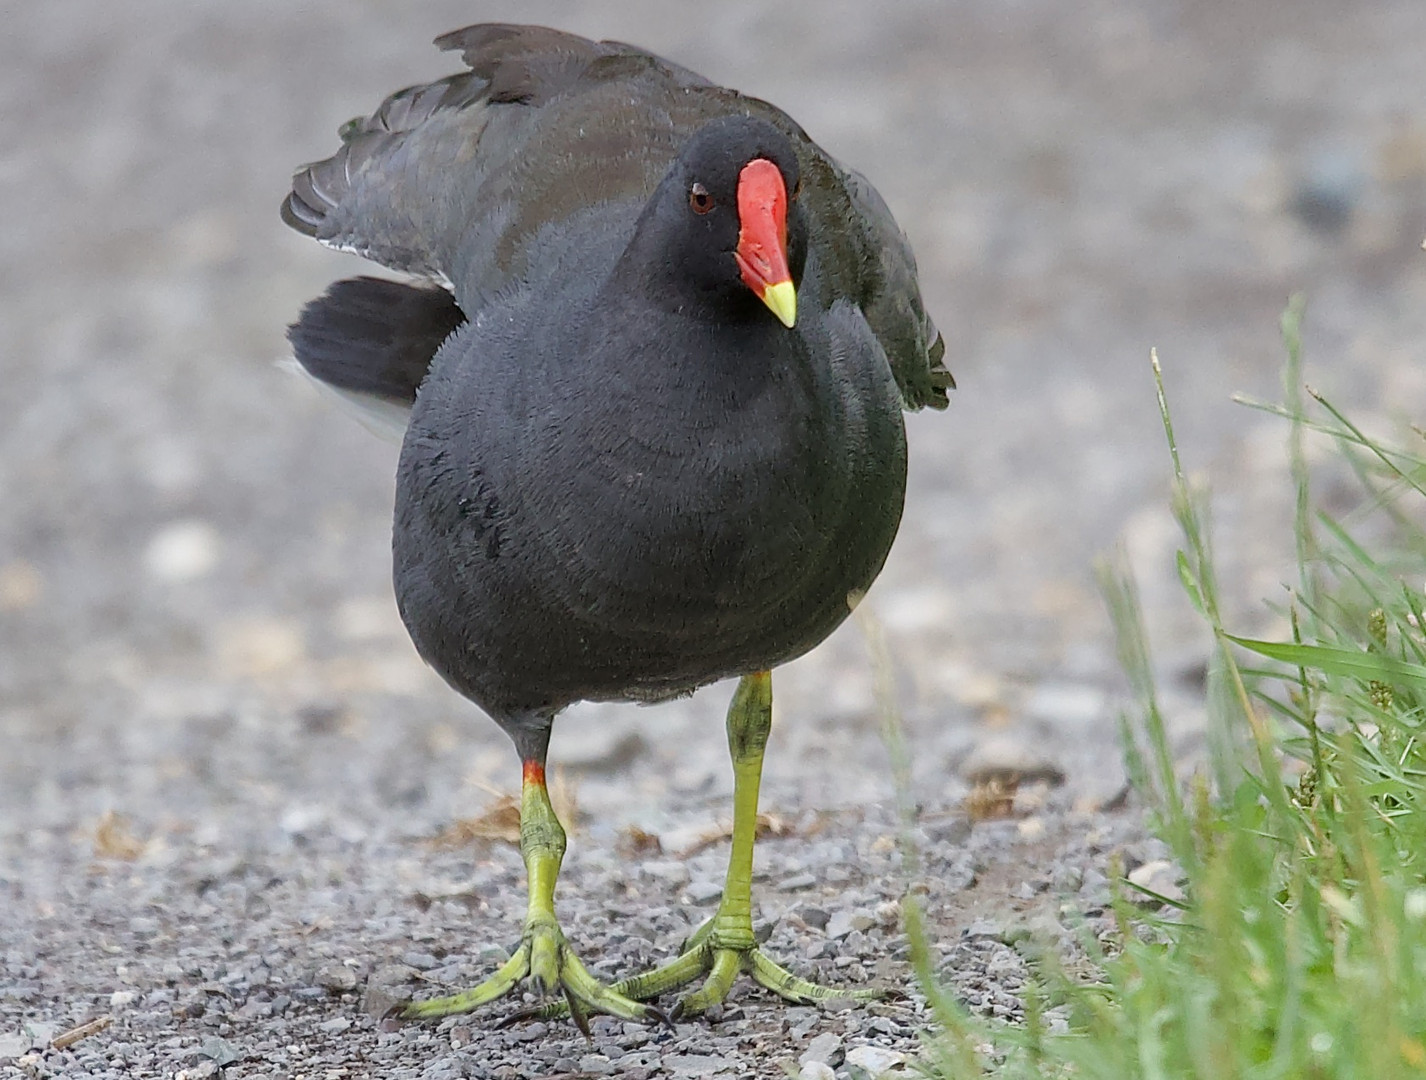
[287,276,466,408]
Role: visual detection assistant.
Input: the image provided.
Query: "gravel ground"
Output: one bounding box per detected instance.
[2,790,1157,1079]
[4,0,1425,1076]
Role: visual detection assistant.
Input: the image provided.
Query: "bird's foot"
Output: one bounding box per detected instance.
[399,916,671,1034]
[519,915,883,1023]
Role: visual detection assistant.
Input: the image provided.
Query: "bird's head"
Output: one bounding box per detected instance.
[632,115,807,329]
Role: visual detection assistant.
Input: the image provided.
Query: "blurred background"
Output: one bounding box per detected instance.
[3,0,1425,849]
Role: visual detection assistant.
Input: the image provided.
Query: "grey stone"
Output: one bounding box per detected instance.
[960,734,1066,786]
[827,908,876,939]
[684,880,723,905]
[21,1021,56,1046]
[922,815,972,844]
[316,963,358,992]
[799,1031,843,1067]
[873,900,900,926]
[361,964,418,1019]
[845,1044,907,1076]
[1053,865,1084,892]
[641,860,691,886]
[665,1052,734,1076]
[1127,859,1185,905]
[795,904,831,930]
[197,1037,241,1066]
[963,917,1005,941]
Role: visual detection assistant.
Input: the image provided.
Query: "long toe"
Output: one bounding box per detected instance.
[400,946,532,1020]
[402,921,670,1029]
[519,937,881,1024]
[749,948,884,1006]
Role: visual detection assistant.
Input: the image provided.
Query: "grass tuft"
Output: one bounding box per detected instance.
[916,301,1426,1079]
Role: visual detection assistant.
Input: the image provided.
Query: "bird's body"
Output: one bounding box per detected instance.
[283,23,950,1026]
[394,235,908,717]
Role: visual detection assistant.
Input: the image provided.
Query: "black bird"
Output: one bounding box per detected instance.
[282,23,951,1028]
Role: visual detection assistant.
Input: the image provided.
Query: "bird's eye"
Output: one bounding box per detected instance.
[790,176,802,200]
[689,182,714,215]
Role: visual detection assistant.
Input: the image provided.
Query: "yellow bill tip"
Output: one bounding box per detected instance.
[761,280,797,328]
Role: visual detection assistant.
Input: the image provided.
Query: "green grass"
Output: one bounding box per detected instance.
[914,300,1426,1079]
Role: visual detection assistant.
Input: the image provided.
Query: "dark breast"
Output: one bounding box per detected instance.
[392,283,907,720]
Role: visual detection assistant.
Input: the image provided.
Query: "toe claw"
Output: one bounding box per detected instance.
[563,985,593,1039]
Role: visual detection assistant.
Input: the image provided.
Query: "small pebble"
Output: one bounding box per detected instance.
[1127,859,1185,904]
[641,860,691,886]
[796,905,831,930]
[664,1053,732,1077]
[476,943,511,964]
[684,881,723,905]
[960,734,1066,786]
[316,964,358,993]
[845,1044,907,1076]
[826,910,855,939]
[1053,865,1084,892]
[799,1031,843,1067]
[963,918,1003,941]
[144,519,221,582]
[922,815,972,844]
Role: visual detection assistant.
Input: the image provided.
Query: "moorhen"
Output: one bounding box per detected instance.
[282,23,951,1029]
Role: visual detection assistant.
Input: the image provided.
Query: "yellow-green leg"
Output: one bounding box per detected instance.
[402,756,669,1032]
[529,671,882,1021]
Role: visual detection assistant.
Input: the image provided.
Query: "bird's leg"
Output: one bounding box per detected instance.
[671,670,881,1016]
[533,672,882,1020]
[402,742,668,1029]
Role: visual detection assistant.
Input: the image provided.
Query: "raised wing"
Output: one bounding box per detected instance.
[281,24,710,292]
[282,23,950,417]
